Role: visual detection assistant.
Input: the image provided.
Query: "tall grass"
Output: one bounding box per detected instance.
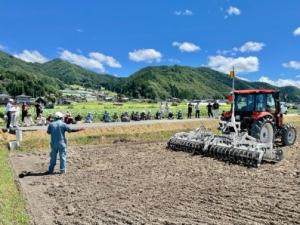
[19,119,219,152]
[0,145,30,225]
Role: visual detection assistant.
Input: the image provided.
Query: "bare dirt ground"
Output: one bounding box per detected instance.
[11,138,300,225]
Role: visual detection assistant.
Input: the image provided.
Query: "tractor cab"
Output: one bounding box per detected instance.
[232,89,281,130]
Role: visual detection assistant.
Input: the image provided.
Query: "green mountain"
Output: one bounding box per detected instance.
[1,50,300,102]
[0,51,122,97]
[279,86,300,102]
[40,59,123,92]
[0,51,63,97]
[120,65,300,101]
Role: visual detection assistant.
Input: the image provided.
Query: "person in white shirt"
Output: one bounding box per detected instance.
[10,105,19,127]
[5,99,14,129]
[195,102,200,118]
[165,102,170,118]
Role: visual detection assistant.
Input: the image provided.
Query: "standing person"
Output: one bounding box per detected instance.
[195,102,200,118]
[187,102,193,119]
[5,99,14,129]
[21,102,29,123]
[212,100,220,118]
[11,104,20,127]
[35,103,42,119]
[159,102,164,118]
[207,102,213,118]
[47,112,84,174]
[165,102,170,118]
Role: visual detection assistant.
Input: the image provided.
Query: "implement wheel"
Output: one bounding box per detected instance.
[251,116,274,143]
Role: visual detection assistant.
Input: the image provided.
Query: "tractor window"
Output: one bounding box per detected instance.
[266,94,276,113]
[235,94,255,112]
[255,94,266,112]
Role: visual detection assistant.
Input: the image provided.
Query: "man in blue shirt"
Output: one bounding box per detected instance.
[47,112,84,174]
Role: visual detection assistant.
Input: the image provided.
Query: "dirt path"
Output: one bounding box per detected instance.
[11,138,300,225]
[19,114,299,131]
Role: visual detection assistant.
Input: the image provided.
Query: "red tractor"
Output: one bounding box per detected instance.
[168,89,296,166]
[222,89,297,146]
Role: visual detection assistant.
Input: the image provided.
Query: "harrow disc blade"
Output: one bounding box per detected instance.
[167,138,262,167]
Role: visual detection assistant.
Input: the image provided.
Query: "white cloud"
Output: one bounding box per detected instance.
[60,50,105,72]
[60,50,122,72]
[174,9,193,16]
[217,41,265,55]
[227,6,241,16]
[59,50,122,72]
[293,27,300,36]
[208,55,259,73]
[0,44,5,50]
[172,41,200,53]
[76,28,83,33]
[239,41,265,53]
[258,76,300,88]
[14,50,48,63]
[282,61,300,70]
[128,49,162,63]
[89,52,122,68]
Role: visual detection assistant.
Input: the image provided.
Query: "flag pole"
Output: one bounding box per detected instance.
[231,66,237,132]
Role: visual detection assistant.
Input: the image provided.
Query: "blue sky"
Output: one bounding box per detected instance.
[0,0,300,87]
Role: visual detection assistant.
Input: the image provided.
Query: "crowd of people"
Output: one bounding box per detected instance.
[4,99,47,131]
[3,100,221,130]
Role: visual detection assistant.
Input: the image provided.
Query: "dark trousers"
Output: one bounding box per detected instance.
[195,110,200,118]
[22,111,28,122]
[36,111,41,119]
[188,110,192,119]
[6,111,11,129]
[208,110,213,118]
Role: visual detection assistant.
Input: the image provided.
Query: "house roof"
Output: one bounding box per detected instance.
[0,94,11,97]
[16,94,31,98]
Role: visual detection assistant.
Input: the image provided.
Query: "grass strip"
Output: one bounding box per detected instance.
[0,146,30,225]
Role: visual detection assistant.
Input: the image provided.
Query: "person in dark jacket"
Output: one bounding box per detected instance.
[187,102,193,119]
[21,102,29,122]
[35,103,43,119]
[212,100,220,118]
[207,102,213,118]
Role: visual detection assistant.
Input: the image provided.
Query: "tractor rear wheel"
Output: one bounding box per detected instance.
[251,116,274,143]
[281,124,297,146]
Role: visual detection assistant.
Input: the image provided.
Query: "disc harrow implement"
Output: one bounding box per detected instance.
[167,127,283,167]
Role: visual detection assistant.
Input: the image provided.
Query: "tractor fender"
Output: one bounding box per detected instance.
[252,112,273,121]
[223,111,232,119]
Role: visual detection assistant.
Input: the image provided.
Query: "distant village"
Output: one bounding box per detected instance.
[0,87,130,107]
[0,86,230,107]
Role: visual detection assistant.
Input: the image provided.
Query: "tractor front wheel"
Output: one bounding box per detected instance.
[281,124,297,146]
[251,116,274,143]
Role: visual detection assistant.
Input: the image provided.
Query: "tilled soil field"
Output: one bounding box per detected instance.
[12,140,300,225]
